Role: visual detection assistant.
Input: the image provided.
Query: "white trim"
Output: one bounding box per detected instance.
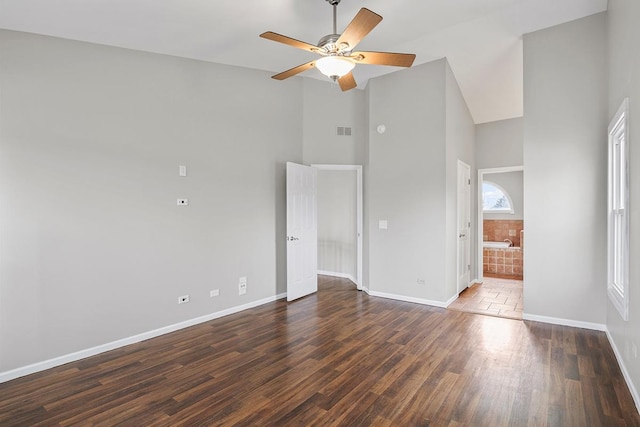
[318,270,357,286]
[367,290,453,308]
[311,164,363,291]
[607,98,630,321]
[444,293,459,307]
[522,313,606,331]
[477,165,524,283]
[606,328,640,412]
[0,293,287,384]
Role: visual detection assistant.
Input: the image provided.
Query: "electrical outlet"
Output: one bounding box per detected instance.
[178,295,190,304]
[417,278,426,285]
[210,289,220,297]
[177,198,189,206]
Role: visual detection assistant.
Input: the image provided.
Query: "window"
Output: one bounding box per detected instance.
[482,181,514,213]
[608,98,629,321]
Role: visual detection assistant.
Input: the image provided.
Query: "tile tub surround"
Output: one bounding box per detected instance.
[483,246,523,279]
[483,219,524,247]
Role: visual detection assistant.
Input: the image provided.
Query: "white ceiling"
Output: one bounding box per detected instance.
[0,0,607,124]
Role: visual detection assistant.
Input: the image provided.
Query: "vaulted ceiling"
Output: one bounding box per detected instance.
[0,0,607,123]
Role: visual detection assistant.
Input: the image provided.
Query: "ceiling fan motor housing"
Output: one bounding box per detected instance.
[317,34,342,54]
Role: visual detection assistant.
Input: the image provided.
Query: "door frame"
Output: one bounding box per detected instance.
[311,164,363,290]
[477,165,524,283]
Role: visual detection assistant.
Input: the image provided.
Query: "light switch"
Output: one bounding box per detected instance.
[179,165,187,177]
[378,220,388,230]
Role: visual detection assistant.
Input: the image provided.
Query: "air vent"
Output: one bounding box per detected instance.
[337,126,352,137]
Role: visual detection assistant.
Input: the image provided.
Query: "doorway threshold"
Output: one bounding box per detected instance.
[448,277,523,320]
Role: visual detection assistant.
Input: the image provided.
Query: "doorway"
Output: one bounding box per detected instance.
[478,167,524,282]
[312,164,363,290]
[450,166,524,320]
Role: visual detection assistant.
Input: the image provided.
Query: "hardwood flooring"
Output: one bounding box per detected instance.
[1,276,638,426]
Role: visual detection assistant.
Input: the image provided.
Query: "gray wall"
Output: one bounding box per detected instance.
[302,78,366,166]
[607,0,640,400]
[523,13,607,324]
[476,118,524,169]
[366,58,475,302]
[0,30,303,372]
[301,79,365,284]
[483,171,524,220]
[367,60,447,300]
[317,170,357,279]
[445,62,477,293]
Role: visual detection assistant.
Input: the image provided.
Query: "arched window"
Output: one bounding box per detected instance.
[482,181,514,213]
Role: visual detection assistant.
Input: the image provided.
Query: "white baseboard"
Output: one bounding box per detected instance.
[444,293,459,307]
[367,290,449,308]
[605,328,640,412]
[317,270,357,285]
[522,313,606,331]
[0,293,287,384]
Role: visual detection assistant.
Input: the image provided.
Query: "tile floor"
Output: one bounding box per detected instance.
[448,276,523,320]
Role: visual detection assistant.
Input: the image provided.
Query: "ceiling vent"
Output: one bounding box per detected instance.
[337,126,352,137]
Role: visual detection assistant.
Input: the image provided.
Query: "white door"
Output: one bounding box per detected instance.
[286,162,318,301]
[457,161,471,293]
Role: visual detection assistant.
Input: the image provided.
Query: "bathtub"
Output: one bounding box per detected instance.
[483,241,511,249]
[483,241,523,279]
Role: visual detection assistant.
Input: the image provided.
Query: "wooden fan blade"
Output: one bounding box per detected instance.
[351,51,416,67]
[336,8,382,51]
[272,60,316,80]
[338,72,357,92]
[260,31,318,53]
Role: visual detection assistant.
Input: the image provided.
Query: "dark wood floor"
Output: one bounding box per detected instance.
[1,276,638,426]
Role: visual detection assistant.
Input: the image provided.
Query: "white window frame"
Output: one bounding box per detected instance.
[482,180,515,214]
[607,98,630,321]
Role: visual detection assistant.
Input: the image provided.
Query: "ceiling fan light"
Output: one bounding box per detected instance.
[315,56,355,79]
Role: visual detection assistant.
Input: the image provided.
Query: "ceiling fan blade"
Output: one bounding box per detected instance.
[260,31,318,53]
[271,60,317,80]
[351,51,416,68]
[336,8,382,51]
[338,72,357,92]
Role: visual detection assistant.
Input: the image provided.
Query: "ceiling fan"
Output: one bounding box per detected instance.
[260,0,416,91]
